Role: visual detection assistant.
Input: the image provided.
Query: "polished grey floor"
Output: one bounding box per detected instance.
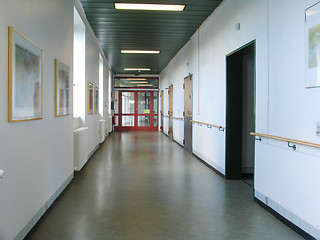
[26,132,303,240]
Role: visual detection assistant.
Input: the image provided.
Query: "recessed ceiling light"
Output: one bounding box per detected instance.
[121,50,160,54]
[124,68,151,71]
[115,3,185,11]
[138,84,154,87]
[126,78,147,80]
[130,81,149,84]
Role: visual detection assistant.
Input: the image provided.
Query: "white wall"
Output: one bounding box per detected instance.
[0,1,113,239]
[103,65,111,135]
[0,0,74,239]
[160,0,320,237]
[74,2,113,156]
[257,0,320,236]
[85,30,100,155]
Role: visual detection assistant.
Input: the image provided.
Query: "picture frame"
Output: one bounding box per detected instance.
[88,82,94,114]
[8,27,43,122]
[55,59,71,117]
[305,3,320,88]
[94,86,99,114]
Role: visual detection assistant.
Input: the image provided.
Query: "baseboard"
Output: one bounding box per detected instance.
[88,144,100,160]
[254,190,319,240]
[192,152,225,179]
[173,138,184,147]
[16,173,74,240]
[162,131,169,137]
[168,136,225,178]
[192,150,225,177]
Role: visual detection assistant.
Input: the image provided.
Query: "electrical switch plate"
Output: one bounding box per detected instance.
[317,122,320,136]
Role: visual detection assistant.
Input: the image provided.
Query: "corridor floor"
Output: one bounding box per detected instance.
[26,132,303,240]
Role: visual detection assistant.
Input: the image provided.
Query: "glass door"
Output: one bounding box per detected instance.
[114,91,158,131]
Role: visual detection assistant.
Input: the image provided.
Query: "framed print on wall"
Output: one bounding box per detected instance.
[306,2,320,88]
[55,59,71,117]
[88,82,94,114]
[94,86,99,114]
[8,27,43,122]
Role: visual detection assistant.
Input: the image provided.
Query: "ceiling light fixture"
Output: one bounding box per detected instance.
[121,50,160,54]
[126,78,147,80]
[124,68,151,71]
[137,84,154,87]
[115,3,185,11]
[130,82,149,84]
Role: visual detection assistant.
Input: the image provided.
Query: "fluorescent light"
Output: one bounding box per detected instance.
[115,3,185,11]
[121,50,160,54]
[138,84,154,87]
[126,78,147,80]
[130,81,149,84]
[124,68,151,71]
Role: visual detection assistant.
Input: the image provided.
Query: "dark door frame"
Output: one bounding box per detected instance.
[225,40,256,180]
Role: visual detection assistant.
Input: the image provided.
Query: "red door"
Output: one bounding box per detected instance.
[114,91,158,131]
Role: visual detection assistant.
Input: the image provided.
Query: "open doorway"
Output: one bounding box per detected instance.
[225,41,255,187]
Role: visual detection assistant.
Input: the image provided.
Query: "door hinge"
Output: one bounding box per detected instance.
[183,139,185,145]
[183,111,185,117]
[183,83,185,89]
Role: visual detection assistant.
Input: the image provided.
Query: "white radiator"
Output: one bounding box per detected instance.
[74,127,88,171]
[109,116,113,133]
[99,119,106,143]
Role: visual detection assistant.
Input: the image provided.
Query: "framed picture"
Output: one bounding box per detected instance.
[88,82,94,114]
[8,27,43,122]
[306,3,320,88]
[55,59,71,117]
[94,86,99,114]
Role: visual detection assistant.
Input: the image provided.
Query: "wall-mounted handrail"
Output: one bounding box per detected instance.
[172,116,184,120]
[190,120,225,131]
[250,132,320,149]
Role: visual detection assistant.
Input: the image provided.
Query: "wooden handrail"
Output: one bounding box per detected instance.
[172,116,184,120]
[190,120,225,131]
[250,132,320,149]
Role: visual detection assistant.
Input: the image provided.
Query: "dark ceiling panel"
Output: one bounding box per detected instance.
[80,0,223,74]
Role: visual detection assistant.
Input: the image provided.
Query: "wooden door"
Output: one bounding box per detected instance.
[184,76,192,117]
[168,85,173,116]
[160,90,164,131]
[168,85,173,139]
[184,75,193,152]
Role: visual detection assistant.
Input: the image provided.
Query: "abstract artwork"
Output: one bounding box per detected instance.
[55,59,71,117]
[88,82,94,114]
[94,86,99,114]
[8,27,43,122]
[306,3,320,87]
